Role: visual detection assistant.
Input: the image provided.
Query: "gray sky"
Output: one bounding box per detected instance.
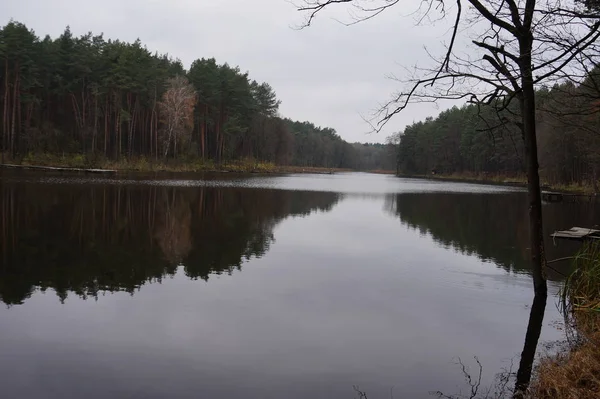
[1,0,461,143]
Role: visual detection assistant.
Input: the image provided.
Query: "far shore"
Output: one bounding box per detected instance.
[396,172,599,195]
[0,154,396,176]
[4,156,597,196]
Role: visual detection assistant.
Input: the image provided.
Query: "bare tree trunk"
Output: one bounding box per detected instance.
[152,87,158,160]
[164,125,174,158]
[10,68,19,158]
[2,62,7,162]
[71,93,82,147]
[115,104,120,160]
[104,96,109,157]
[215,117,220,162]
[520,34,548,299]
[24,102,33,153]
[2,60,8,164]
[82,86,86,129]
[127,93,132,158]
[139,108,145,155]
[92,95,98,154]
[81,84,87,152]
[155,109,158,160]
[201,104,207,159]
[17,85,21,152]
[150,109,154,159]
[148,110,152,157]
[128,95,138,159]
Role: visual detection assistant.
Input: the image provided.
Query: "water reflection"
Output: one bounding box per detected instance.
[0,182,340,305]
[386,192,597,279]
[4,186,595,306]
[385,192,592,396]
[514,292,547,398]
[0,175,574,398]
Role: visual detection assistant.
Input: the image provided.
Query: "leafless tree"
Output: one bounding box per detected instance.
[296,0,600,298]
[296,0,600,395]
[158,76,197,158]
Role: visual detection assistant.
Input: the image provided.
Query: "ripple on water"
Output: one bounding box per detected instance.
[3,171,525,195]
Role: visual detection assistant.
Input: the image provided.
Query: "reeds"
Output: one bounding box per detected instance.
[529,242,600,398]
[561,242,600,330]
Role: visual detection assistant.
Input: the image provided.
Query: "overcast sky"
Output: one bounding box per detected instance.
[1,0,463,143]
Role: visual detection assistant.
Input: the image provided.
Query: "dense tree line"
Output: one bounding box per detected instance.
[392,105,524,176]
[285,118,395,169]
[348,142,396,171]
[392,67,600,185]
[0,21,392,170]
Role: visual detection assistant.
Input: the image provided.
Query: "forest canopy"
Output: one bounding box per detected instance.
[0,21,394,171]
[390,67,600,186]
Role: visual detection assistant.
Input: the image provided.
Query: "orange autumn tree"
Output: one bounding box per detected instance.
[158,76,197,158]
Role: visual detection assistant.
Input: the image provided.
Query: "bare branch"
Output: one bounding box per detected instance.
[429,0,462,85]
[533,20,600,75]
[472,40,519,64]
[466,0,519,35]
[295,0,401,27]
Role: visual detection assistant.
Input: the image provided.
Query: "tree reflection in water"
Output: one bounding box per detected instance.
[0,181,340,305]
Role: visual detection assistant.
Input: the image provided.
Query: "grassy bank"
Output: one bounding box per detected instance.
[398,171,527,185]
[529,243,600,398]
[397,171,599,195]
[367,169,397,175]
[1,152,354,175]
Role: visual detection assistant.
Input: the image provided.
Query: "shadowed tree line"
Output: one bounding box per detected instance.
[0,20,394,170]
[391,67,600,185]
[385,192,599,279]
[0,181,340,305]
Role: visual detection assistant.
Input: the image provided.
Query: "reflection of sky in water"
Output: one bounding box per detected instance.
[0,173,567,399]
[12,171,524,194]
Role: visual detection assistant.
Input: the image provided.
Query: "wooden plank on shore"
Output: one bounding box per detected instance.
[552,226,600,241]
[542,191,563,202]
[1,164,117,175]
[542,190,600,203]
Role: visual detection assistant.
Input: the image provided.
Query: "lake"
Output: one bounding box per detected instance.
[0,171,595,398]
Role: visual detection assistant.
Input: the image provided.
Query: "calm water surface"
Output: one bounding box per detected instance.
[1,171,596,398]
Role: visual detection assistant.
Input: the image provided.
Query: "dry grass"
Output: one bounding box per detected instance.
[562,243,600,316]
[550,182,598,195]
[530,335,600,398]
[7,153,364,175]
[11,152,281,173]
[276,165,352,174]
[529,243,600,398]
[396,171,600,194]
[398,172,528,187]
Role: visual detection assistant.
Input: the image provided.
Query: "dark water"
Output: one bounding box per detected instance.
[0,171,596,398]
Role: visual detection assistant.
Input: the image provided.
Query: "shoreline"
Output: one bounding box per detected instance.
[529,243,600,398]
[1,155,594,195]
[396,172,598,195]
[0,155,389,176]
